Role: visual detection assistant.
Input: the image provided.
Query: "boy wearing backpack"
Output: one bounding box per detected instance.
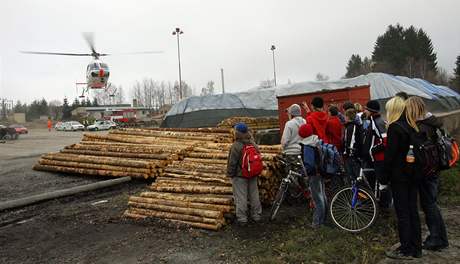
[298,123,327,228]
[227,122,262,226]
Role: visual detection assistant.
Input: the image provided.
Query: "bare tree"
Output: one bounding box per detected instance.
[315,73,330,81]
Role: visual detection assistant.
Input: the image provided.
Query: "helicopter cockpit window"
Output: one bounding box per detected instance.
[100,63,109,70]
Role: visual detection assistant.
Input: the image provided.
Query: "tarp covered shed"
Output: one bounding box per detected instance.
[161,88,277,128]
[162,72,460,128]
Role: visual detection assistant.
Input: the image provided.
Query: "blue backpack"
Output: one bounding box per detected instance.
[301,144,319,176]
[317,140,342,175]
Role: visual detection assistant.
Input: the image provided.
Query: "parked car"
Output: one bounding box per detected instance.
[107,120,118,129]
[63,121,85,131]
[0,125,19,140]
[9,124,28,134]
[87,120,113,131]
[55,122,65,131]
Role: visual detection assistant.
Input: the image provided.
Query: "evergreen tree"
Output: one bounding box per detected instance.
[345,54,363,78]
[85,97,92,107]
[62,98,72,120]
[371,24,438,79]
[13,100,26,113]
[72,97,80,110]
[92,97,99,107]
[451,55,460,92]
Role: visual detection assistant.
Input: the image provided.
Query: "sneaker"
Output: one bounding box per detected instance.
[385,249,413,260]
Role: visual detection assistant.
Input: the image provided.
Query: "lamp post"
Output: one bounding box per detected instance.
[172,27,184,100]
[270,44,277,87]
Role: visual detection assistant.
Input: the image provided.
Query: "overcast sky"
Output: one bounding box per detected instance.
[0,0,459,103]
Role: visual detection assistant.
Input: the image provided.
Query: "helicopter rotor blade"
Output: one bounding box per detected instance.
[21,51,93,56]
[83,32,97,55]
[106,51,164,55]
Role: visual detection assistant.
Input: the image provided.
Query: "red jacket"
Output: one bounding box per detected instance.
[306,111,328,142]
[326,116,343,152]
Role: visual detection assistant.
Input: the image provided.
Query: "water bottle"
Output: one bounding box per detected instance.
[406,145,415,163]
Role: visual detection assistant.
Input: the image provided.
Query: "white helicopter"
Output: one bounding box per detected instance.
[22,33,162,98]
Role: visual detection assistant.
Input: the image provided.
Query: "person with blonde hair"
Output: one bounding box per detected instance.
[406,96,449,251]
[384,96,422,259]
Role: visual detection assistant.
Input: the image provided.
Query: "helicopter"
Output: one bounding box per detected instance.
[21,33,161,98]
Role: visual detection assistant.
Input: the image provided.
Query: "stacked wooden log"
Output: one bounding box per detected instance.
[217,116,279,130]
[124,142,283,230]
[33,128,228,179]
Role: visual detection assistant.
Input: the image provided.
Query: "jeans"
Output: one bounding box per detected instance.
[419,176,449,246]
[309,174,327,226]
[231,177,262,223]
[392,180,422,255]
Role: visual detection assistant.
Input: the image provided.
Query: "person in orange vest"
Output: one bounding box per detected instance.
[47,119,52,132]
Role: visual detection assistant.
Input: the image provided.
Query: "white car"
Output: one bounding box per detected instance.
[63,121,85,131]
[87,120,113,131]
[55,122,65,131]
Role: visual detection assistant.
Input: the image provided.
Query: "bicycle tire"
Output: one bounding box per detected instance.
[329,185,378,232]
[269,182,289,221]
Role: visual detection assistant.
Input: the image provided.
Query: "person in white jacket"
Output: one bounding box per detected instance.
[281,104,306,173]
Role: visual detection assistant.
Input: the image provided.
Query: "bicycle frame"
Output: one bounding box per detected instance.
[350,167,378,209]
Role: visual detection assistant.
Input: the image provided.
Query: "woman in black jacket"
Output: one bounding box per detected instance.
[409,97,449,250]
[384,96,422,259]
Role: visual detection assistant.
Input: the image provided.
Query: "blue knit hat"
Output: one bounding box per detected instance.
[234,122,248,133]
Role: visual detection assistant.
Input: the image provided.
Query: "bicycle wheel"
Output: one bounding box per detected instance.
[269,182,289,221]
[329,185,378,232]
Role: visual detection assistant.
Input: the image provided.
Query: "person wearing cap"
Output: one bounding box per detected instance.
[226,122,262,226]
[362,99,392,209]
[281,104,306,172]
[302,97,328,142]
[298,123,327,228]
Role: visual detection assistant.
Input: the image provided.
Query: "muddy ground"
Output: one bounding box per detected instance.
[1,129,459,264]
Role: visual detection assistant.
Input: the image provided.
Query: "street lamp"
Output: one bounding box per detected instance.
[270,44,277,87]
[172,27,184,100]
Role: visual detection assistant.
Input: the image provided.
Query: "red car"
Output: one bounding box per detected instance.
[9,124,28,134]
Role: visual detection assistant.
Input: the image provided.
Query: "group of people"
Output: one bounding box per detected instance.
[226,93,449,260]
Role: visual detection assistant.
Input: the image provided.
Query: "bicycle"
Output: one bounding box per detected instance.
[329,166,380,232]
[269,156,311,221]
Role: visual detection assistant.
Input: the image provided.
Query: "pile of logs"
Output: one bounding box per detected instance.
[33,127,284,230]
[124,142,283,230]
[217,116,279,130]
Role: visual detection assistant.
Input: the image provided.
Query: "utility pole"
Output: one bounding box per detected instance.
[220,68,225,94]
[270,44,277,87]
[172,27,184,100]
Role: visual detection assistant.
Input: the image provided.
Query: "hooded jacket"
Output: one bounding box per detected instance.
[362,113,387,162]
[306,111,328,142]
[281,116,306,155]
[226,131,258,178]
[417,113,443,140]
[326,116,343,151]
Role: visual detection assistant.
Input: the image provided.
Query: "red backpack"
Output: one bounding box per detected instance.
[241,144,264,178]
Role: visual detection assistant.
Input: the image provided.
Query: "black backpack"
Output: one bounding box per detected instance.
[397,122,440,178]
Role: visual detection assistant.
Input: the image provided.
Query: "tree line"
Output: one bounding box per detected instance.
[344,24,460,92]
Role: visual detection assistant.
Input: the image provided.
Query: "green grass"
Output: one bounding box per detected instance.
[246,165,460,264]
[439,164,460,205]
[243,215,398,264]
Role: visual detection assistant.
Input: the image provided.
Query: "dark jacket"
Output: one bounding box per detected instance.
[383,117,412,183]
[417,114,443,140]
[362,113,387,162]
[226,131,258,178]
[343,120,363,158]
